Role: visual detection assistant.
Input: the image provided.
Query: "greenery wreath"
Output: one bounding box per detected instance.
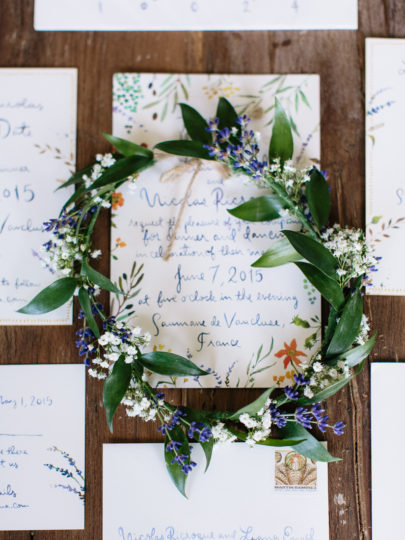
[19,97,377,495]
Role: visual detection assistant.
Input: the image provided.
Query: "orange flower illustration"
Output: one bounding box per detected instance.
[275,339,307,369]
[273,370,294,386]
[115,237,127,249]
[111,192,124,210]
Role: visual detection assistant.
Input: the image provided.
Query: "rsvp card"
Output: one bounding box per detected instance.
[0,68,77,324]
[103,443,329,539]
[34,0,358,31]
[111,73,320,388]
[371,362,405,538]
[366,39,405,295]
[0,364,85,530]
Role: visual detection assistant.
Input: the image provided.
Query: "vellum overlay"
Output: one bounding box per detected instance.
[111,73,321,388]
[366,39,405,295]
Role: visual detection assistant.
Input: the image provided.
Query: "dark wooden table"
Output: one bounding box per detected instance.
[1,1,404,538]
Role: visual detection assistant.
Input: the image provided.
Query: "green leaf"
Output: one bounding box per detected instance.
[227,195,285,222]
[56,163,95,191]
[327,289,363,358]
[305,168,331,229]
[295,262,345,311]
[139,352,208,377]
[280,423,341,462]
[182,408,214,472]
[155,140,213,160]
[337,333,377,367]
[216,97,239,130]
[17,277,77,315]
[179,103,212,145]
[322,307,338,353]
[269,98,294,162]
[88,155,153,190]
[102,357,132,433]
[164,426,189,497]
[228,428,304,447]
[282,230,338,279]
[297,375,354,406]
[252,237,302,268]
[77,287,100,338]
[102,133,153,159]
[229,388,275,420]
[81,261,122,294]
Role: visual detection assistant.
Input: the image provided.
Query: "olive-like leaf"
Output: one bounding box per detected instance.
[17,277,77,315]
[139,352,208,377]
[155,140,213,160]
[179,103,212,145]
[280,423,341,462]
[77,287,100,338]
[269,98,294,162]
[56,163,96,191]
[227,194,285,222]
[103,357,132,433]
[295,262,345,311]
[229,388,275,420]
[296,375,354,406]
[326,289,363,358]
[216,96,239,130]
[252,237,302,268]
[182,407,214,472]
[102,133,153,159]
[305,168,331,229]
[282,230,338,279]
[88,155,153,191]
[81,261,122,295]
[336,333,377,367]
[164,425,190,497]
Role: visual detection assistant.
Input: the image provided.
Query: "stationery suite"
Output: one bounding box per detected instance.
[366,39,405,295]
[371,363,405,539]
[111,73,321,389]
[0,68,77,324]
[0,365,85,530]
[34,0,358,31]
[103,443,329,539]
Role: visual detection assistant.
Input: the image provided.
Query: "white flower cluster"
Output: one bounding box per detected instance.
[355,314,370,346]
[88,324,151,380]
[238,399,273,447]
[321,224,378,285]
[121,378,160,421]
[301,353,351,399]
[81,153,117,209]
[211,422,237,444]
[40,223,84,276]
[269,160,311,201]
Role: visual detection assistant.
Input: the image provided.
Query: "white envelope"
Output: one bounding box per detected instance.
[103,443,329,539]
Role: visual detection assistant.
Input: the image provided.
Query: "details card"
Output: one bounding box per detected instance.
[103,443,329,539]
[34,0,358,31]
[0,364,85,530]
[0,68,77,324]
[366,39,405,295]
[371,362,405,538]
[111,73,321,388]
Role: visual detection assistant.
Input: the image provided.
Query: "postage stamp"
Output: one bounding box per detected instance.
[274,449,317,489]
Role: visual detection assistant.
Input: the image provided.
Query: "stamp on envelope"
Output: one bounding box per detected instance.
[274,449,317,489]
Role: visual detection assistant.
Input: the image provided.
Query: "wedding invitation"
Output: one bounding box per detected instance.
[111,73,321,388]
[103,443,329,539]
[371,362,405,538]
[0,364,85,530]
[366,39,405,295]
[0,68,77,324]
[34,0,358,31]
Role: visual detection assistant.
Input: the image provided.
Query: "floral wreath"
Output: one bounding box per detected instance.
[19,97,377,495]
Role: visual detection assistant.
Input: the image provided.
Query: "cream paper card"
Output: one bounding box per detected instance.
[371,362,405,539]
[366,39,405,295]
[0,68,76,324]
[103,443,329,539]
[111,73,321,389]
[34,0,358,31]
[0,364,85,530]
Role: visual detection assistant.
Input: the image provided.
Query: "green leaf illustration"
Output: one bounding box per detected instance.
[269,98,294,162]
[227,194,285,222]
[139,352,208,377]
[103,357,132,433]
[305,168,331,229]
[179,103,212,145]
[17,277,77,315]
